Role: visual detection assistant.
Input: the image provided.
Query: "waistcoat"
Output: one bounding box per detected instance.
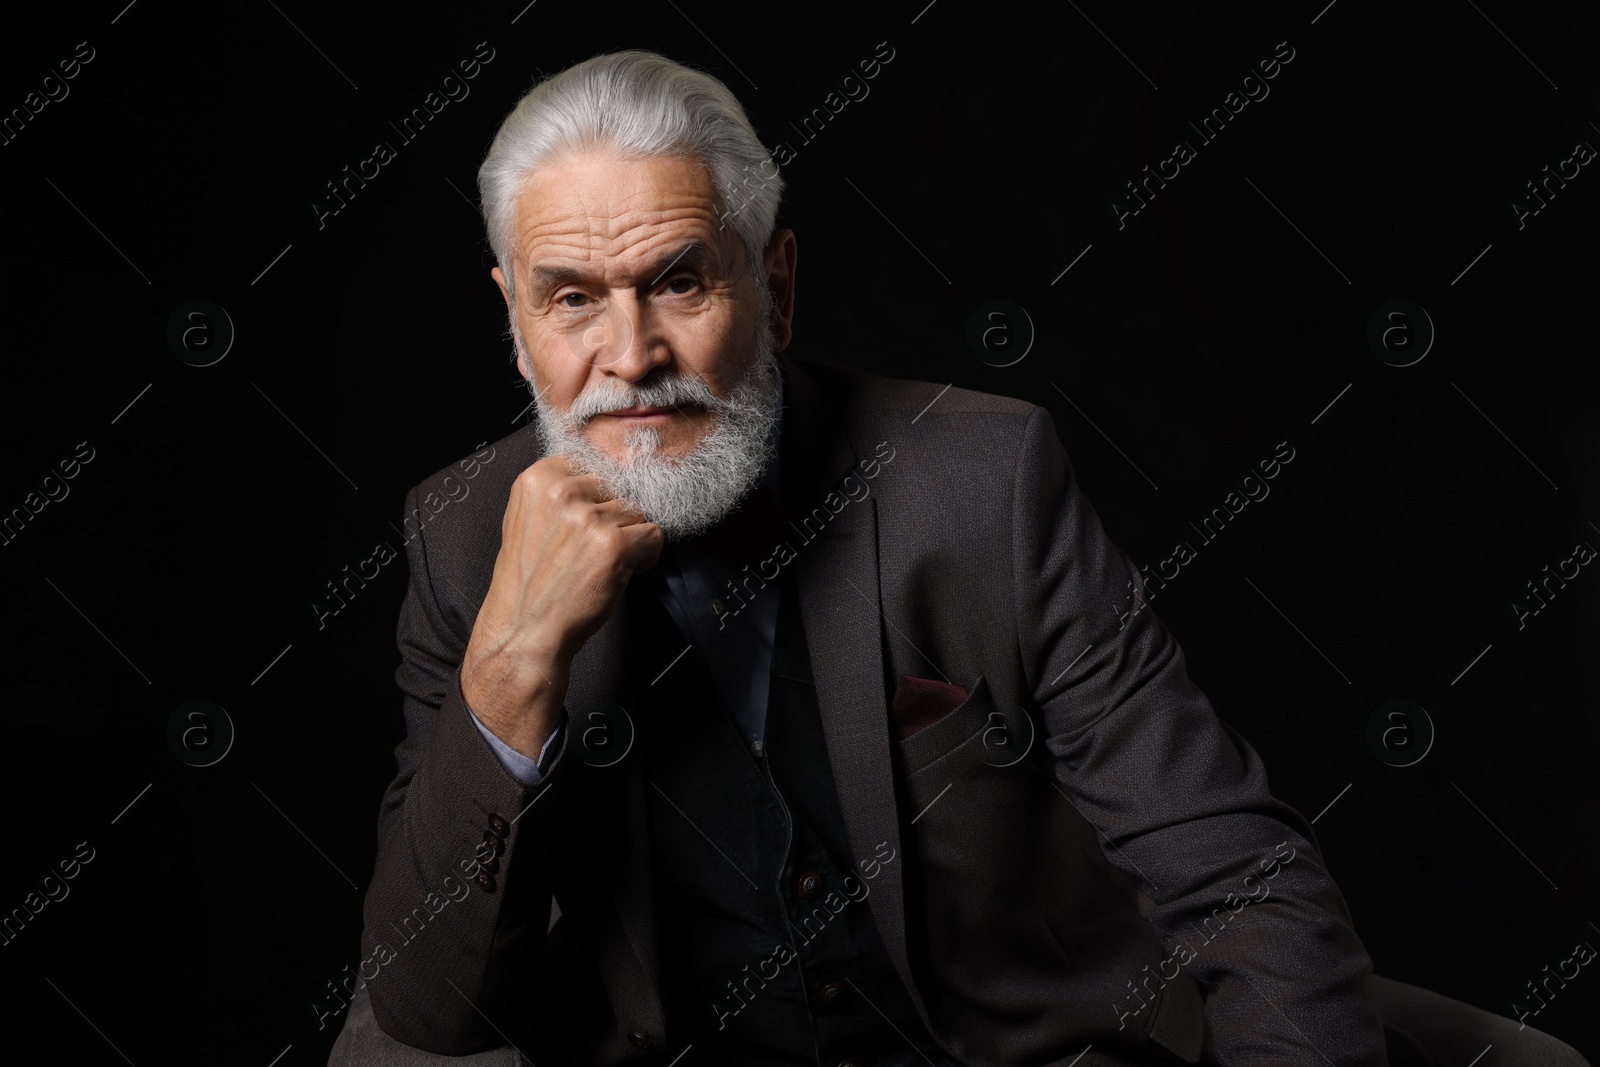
[637,568,956,1067]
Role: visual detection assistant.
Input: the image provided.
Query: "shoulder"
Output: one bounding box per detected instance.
[787,356,1054,485]
[793,356,1037,423]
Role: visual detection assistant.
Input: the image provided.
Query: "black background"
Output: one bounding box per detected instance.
[1,1,1596,1063]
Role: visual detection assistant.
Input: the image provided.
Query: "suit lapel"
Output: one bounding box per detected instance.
[560,354,921,1042]
[777,356,922,1015]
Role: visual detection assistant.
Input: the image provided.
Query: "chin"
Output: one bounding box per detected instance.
[611,427,706,461]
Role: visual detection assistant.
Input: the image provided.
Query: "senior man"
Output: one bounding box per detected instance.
[342,49,1590,1067]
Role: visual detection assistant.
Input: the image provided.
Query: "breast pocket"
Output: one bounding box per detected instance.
[896,674,999,778]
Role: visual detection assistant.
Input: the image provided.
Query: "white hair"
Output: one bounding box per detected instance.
[477,49,785,297]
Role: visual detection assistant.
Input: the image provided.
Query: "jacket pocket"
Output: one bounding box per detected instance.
[897,674,993,777]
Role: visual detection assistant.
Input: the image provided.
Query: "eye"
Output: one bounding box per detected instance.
[560,292,589,308]
[664,276,698,295]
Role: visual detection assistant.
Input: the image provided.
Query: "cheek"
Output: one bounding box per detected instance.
[718,306,768,378]
[523,325,594,400]
[662,313,742,386]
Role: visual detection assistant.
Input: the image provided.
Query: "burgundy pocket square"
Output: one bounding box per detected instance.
[891,675,969,741]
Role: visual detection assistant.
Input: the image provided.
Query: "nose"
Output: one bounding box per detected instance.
[576,292,670,383]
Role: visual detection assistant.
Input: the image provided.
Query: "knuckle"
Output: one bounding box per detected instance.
[590,525,622,554]
[544,479,573,507]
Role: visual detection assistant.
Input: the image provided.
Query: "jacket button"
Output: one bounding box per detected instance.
[488,813,510,836]
[796,871,823,899]
[484,829,504,853]
[627,1030,654,1052]
[474,870,497,892]
[816,979,846,1003]
[479,853,500,874]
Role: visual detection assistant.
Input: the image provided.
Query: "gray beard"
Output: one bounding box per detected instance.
[520,323,782,543]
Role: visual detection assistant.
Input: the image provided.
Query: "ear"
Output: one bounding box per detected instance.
[762,228,797,352]
[491,266,513,312]
[491,266,531,379]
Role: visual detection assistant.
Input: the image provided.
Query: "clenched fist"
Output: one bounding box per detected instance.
[460,455,664,759]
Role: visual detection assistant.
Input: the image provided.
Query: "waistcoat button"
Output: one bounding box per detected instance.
[817,979,847,1003]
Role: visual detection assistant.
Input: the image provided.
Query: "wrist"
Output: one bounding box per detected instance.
[460,647,569,760]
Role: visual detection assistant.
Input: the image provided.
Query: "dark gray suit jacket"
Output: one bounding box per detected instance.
[360,353,1387,1065]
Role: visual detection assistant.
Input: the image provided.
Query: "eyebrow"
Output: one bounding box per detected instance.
[527,241,716,298]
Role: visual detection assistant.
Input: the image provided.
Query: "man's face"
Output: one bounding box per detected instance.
[491,149,796,540]
[495,149,764,461]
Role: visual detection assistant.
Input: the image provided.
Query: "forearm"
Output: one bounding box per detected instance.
[1127,817,1386,1064]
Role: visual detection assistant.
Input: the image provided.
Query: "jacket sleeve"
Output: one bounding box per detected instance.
[360,484,573,1055]
[1010,406,1388,1065]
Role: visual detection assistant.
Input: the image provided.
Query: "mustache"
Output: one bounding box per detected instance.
[567,371,728,424]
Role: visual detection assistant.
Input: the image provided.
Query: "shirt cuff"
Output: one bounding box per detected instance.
[468,707,565,787]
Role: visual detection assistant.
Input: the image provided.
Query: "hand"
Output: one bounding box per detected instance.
[461,455,663,758]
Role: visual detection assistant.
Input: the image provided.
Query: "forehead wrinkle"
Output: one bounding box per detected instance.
[509,154,725,288]
[520,207,725,289]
